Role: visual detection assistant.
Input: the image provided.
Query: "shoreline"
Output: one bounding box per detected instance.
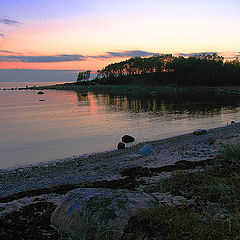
[28,82,240,96]
[1,123,240,200]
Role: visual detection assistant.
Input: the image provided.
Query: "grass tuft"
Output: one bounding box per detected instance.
[133,144,240,239]
[219,144,240,163]
[122,205,240,240]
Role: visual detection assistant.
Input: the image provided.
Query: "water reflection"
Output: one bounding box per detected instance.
[76,91,240,118]
[1,88,240,169]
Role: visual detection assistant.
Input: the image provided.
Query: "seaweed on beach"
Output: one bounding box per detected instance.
[1,132,240,239]
[0,202,59,240]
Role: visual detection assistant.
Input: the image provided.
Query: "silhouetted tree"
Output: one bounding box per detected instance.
[77,70,91,82]
[95,54,240,86]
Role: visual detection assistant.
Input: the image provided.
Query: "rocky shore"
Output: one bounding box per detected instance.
[1,123,240,239]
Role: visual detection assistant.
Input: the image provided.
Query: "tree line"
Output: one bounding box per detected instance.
[95,54,240,86]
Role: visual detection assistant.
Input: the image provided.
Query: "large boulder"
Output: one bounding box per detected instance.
[122,135,135,143]
[51,188,158,239]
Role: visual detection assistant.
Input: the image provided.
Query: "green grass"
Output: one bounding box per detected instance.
[129,144,240,239]
[220,143,240,163]
[59,227,118,240]
[122,205,240,240]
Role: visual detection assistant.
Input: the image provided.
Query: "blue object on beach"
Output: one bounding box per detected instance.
[139,144,153,156]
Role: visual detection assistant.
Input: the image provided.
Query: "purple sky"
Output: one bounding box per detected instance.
[0,0,239,81]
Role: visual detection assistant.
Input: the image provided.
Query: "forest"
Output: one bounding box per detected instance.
[95,54,240,86]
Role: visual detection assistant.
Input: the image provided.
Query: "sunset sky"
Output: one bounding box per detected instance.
[0,0,240,81]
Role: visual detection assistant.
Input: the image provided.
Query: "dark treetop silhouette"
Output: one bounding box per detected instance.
[95,54,240,86]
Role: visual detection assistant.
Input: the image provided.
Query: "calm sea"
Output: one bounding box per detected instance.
[1,82,240,169]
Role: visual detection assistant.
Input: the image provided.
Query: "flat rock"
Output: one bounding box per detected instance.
[193,129,207,135]
[152,193,194,206]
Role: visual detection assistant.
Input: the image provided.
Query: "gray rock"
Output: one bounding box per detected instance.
[193,129,207,135]
[117,142,125,150]
[122,135,135,143]
[37,91,44,94]
[51,188,157,239]
[152,193,193,206]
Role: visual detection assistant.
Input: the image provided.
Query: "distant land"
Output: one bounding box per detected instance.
[0,69,97,82]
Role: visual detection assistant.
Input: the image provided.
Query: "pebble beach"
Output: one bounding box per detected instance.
[1,123,240,200]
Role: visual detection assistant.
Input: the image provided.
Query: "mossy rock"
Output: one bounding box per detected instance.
[51,188,158,239]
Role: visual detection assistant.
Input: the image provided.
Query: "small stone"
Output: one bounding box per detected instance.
[193,129,207,135]
[117,142,125,150]
[37,91,44,95]
[201,148,211,152]
[150,91,157,95]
